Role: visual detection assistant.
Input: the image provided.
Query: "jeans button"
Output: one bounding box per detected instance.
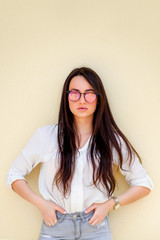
[73,214,77,219]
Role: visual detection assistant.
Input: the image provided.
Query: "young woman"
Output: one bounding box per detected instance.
[6,67,153,240]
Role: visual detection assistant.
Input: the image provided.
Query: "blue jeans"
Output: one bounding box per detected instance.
[38,210,113,240]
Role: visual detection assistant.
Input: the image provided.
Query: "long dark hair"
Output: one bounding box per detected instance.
[54,67,141,197]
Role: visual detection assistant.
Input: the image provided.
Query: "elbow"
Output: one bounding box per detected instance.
[145,187,151,196]
[11,179,27,192]
[141,186,151,197]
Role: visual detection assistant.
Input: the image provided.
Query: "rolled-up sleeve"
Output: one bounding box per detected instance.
[113,138,153,190]
[6,127,43,189]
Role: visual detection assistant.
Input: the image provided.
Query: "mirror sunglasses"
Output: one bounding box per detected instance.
[67,90,98,103]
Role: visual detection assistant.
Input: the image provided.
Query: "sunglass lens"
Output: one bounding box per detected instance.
[85,93,97,103]
[69,91,80,102]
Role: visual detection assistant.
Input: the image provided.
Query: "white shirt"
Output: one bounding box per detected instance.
[6,125,153,213]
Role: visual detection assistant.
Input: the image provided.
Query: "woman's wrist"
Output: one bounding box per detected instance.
[105,197,116,211]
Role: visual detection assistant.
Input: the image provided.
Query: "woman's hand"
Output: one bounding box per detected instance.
[11,180,67,227]
[38,199,66,226]
[85,199,115,226]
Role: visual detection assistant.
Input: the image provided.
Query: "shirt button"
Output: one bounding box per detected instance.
[73,214,77,219]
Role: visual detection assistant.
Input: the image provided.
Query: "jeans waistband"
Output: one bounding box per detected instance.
[56,210,94,223]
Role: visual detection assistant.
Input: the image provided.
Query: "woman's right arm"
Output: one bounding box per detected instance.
[7,126,66,226]
[11,179,66,226]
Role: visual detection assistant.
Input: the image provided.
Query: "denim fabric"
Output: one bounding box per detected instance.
[38,210,113,240]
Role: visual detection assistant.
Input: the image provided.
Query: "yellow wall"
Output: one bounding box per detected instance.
[1,0,159,239]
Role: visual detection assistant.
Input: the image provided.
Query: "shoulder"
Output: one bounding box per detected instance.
[38,124,58,136]
[112,132,130,161]
[37,124,58,147]
[113,132,129,150]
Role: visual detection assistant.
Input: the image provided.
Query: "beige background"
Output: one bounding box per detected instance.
[1,0,159,239]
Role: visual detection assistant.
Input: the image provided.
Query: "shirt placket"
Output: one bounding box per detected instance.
[70,152,83,212]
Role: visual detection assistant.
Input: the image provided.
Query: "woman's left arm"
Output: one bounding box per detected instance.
[114,185,151,207]
[85,186,151,226]
[86,139,153,225]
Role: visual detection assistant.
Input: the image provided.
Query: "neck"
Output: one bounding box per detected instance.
[74,117,93,137]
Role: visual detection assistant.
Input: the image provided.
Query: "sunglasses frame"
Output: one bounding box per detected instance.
[67,90,99,103]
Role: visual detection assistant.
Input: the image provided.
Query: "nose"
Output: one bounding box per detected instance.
[79,93,86,103]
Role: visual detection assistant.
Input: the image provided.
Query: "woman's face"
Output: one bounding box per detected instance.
[68,75,98,121]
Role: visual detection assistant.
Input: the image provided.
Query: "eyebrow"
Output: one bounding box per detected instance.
[70,88,95,92]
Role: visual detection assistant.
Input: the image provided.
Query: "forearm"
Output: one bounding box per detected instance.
[11,179,44,209]
[117,186,150,206]
[108,186,151,210]
[86,186,151,225]
[11,179,66,226]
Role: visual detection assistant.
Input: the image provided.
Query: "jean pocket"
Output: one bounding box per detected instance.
[40,220,60,237]
[43,220,59,229]
[86,218,106,229]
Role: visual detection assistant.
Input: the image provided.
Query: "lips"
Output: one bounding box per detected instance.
[77,107,88,110]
